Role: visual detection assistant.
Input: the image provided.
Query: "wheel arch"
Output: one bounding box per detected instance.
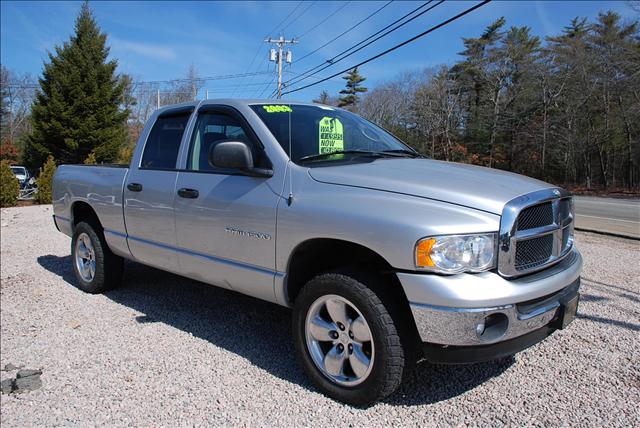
[285,238,405,306]
[71,201,102,231]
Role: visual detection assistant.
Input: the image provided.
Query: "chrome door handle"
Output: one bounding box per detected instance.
[177,188,199,199]
[127,183,143,192]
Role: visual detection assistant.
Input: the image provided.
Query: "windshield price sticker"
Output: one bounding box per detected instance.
[262,105,292,113]
[318,117,344,154]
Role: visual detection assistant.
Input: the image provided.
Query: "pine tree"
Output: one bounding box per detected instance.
[338,67,367,111]
[23,1,129,169]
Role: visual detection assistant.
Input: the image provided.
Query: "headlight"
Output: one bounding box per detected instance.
[415,233,497,274]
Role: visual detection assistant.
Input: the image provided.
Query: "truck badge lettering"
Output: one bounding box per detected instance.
[225,227,271,241]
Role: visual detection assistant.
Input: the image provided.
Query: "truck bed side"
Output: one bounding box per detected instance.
[52,164,131,258]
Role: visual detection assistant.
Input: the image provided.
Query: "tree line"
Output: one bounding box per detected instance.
[1,3,638,193]
[353,12,639,191]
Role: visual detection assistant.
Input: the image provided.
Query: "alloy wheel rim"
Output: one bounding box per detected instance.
[75,232,96,282]
[304,294,375,386]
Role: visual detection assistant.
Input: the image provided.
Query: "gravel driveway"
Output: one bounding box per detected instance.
[1,205,639,426]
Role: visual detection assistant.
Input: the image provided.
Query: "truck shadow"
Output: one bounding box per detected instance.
[38,254,512,407]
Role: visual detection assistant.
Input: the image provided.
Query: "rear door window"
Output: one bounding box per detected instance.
[140,113,191,169]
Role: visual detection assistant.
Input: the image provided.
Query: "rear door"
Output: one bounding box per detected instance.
[123,107,194,273]
[173,105,281,301]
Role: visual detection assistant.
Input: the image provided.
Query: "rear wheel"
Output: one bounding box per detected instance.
[71,222,123,293]
[293,272,410,405]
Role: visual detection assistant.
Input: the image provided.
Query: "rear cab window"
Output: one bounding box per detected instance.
[140,112,192,170]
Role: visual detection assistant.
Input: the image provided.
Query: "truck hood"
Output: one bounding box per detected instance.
[307,158,554,215]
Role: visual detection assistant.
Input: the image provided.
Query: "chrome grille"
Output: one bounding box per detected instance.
[515,235,554,271]
[516,202,553,231]
[498,189,574,277]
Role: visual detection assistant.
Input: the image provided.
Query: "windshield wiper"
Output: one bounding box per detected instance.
[381,149,422,158]
[298,150,385,163]
[298,149,422,163]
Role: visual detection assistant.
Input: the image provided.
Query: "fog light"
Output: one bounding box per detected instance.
[476,313,509,342]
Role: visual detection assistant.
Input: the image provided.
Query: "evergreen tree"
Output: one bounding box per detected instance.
[23,1,129,169]
[338,67,367,111]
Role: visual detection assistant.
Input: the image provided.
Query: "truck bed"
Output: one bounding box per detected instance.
[52,164,130,257]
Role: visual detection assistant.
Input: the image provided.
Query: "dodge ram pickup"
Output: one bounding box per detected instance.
[52,99,582,405]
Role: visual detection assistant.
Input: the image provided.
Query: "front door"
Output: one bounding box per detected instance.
[123,109,193,273]
[173,107,281,302]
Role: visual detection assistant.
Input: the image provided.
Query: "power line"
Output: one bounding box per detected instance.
[295,0,393,64]
[139,71,273,85]
[280,1,317,32]
[270,1,305,34]
[257,75,277,98]
[296,1,352,39]
[283,0,492,95]
[252,58,276,98]
[284,70,343,84]
[5,71,274,91]
[284,0,442,88]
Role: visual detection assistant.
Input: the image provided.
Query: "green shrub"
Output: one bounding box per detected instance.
[0,160,20,207]
[36,156,57,204]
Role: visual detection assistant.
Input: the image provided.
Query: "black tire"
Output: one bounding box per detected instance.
[71,221,123,294]
[292,272,412,405]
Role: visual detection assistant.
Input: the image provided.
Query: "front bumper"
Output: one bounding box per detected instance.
[398,249,582,356]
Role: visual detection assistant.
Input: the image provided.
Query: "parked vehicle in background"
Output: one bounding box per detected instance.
[51,100,582,405]
[10,166,31,189]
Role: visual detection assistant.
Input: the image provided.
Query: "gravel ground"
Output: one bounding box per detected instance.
[1,204,639,427]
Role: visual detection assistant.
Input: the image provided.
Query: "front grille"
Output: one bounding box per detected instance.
[515,235,553,271]
[517,202,553,231]
[498,189,574,277]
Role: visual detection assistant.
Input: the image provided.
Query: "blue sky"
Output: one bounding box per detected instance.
[1,1,637,102]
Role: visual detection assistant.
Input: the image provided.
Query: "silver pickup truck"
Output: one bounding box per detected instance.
[52,99,582,405]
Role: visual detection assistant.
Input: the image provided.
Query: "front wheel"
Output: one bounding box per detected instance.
[292,273,410,405]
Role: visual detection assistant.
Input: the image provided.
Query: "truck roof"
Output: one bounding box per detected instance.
[154,99,336,115]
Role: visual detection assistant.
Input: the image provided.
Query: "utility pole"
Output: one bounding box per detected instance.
[265,36,297,99]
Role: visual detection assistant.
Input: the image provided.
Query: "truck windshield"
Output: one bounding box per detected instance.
[249,104,417,165]
[11,167,26,175]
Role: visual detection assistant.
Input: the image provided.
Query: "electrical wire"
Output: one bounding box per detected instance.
[280,1,317,32]
[295,0,393,64]
[284,0,442,88]
[296,1,352,39]
[283,0,492,95]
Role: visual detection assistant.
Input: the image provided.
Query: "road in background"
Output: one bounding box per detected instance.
[574,196,640,239]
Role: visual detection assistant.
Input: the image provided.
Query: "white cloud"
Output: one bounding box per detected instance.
[109,37,177,61]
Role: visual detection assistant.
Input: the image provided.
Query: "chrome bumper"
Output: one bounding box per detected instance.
[400,250,582,346]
